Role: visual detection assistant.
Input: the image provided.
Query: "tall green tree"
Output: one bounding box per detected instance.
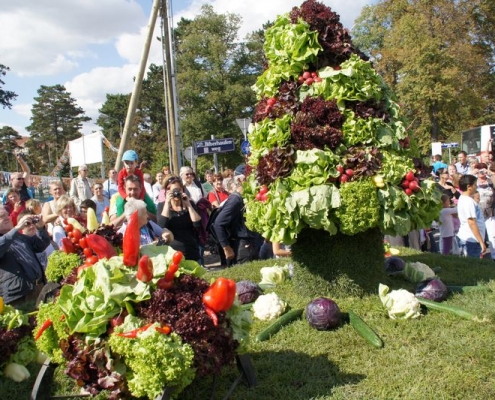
[26,85,90,175]
[0,64,17,109]
[174,5,264,171]
[353,0,495,152]
[0,126,22,171]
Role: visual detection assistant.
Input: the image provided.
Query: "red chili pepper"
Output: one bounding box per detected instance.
[35,319,53,340]
[172,251,183,264]
[202,277,237,313]
[136,255,153,283]
[155,325,172,335]
[61,238,76,254]
[157,277,174,290]
[86,234,117,259]
[163,262,179,282]
[123,211,140,267]
[204,305,218,326]
[116,323,153,338]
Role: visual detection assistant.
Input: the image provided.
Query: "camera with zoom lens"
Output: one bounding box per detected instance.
[172,189,182,198]
[31,216,40,224]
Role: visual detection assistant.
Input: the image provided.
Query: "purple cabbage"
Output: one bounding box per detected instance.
[236,280,263,304]
[305,297,341,330]
[415,278,448,302]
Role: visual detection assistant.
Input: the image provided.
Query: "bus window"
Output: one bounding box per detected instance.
[461,125,495,157]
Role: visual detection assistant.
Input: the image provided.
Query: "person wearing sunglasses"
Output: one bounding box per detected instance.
[1,154,32,205]
[0,205,50,306]
[69,164,93,209]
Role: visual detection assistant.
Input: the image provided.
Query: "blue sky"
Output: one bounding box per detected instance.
[0,0,372,137]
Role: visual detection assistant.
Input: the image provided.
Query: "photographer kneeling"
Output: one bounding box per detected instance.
[157,176,202,263]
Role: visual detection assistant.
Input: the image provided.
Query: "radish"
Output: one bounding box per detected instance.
[409,180,420,192]
[405,171,415,181]
[345,169,354,177]
[302,71,311,79]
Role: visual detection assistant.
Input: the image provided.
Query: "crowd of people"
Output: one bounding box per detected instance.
[2,147,495,305]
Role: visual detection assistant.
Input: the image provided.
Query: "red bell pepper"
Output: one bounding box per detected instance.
[202,277,236,313]
[155,325,172,335]
[86,234,117,259]
[35,319,53,340]
[61,237,76,254]
[136,255,153,283]
[123,211,140,267]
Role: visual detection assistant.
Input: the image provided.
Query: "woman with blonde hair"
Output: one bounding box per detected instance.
[42,180,66,233]
[51,195,78,248]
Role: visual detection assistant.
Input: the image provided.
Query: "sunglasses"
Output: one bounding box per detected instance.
[16,177,24,180]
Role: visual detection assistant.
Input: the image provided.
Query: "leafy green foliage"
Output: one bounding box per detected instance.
[0,126,22,171]
[45,251,81,283]
[0,63,17,109]
[26,85,90,175]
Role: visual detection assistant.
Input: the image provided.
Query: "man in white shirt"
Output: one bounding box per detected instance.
[143,172,153,200]
[102,169,118,199]
[456,174,486,258]
[152,171,163,204]
[455,151,469,175]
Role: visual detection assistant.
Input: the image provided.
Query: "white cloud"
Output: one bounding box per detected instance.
[12,103,33,119]
[0,0,145,77]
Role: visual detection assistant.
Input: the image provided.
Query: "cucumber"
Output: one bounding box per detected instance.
[255,309,304,342]
[348,310,384,349]
[446,285,492,294]
[417,298,478,321]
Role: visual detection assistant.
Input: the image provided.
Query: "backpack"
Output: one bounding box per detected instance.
[205,206,223,242]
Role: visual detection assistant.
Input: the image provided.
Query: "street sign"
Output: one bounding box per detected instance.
[184,146,195,161]
[441,142,459,149]
[240,140,250,155]
[194,138,235,155]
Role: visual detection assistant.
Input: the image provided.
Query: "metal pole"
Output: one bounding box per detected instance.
[212,135,218,172]
[114,0,161,171]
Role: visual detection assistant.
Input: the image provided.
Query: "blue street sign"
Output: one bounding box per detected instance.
[194,138,235,155]
[441,142,459,149]
[240,140,250,155]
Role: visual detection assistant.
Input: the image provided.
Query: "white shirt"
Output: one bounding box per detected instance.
[144,181,153,200]
[102,179,118,199]
[457,195,485,242]
[152,182,162,204]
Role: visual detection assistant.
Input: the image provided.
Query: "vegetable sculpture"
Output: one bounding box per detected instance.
[244,1,441,246]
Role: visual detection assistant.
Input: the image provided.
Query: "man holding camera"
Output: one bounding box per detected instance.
[0,206,50,305]
[110,175,157,228]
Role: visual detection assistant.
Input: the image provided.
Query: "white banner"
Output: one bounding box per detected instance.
[69,132,103,167]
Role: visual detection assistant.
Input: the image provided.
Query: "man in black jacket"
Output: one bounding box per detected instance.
[212,182,259,266]
[0,206,50,305]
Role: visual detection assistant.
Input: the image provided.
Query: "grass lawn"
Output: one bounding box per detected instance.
[2,249,495,399]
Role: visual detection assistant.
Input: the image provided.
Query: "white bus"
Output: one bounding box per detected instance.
[461,124,495,157]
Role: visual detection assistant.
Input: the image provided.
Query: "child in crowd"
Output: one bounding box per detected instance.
[79,199,97,226]
[118,150,145,200]
[25,199,42,214]
[439,194,457,255]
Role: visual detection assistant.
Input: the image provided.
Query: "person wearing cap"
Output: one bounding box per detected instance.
[2,154,32,204]
[118,150,146,201]
[69,164,93,209]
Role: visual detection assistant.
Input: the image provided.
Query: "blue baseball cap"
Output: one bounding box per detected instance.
[122,150,138,162]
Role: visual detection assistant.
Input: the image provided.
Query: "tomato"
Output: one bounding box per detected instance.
[72,229,82,241]
[172,252,183,265]
[70,237,78,244]
[79,238,88,249]
[345,169,354,177]
[63,219,68,225]
[259,185,268,195]
[302,71,311,79]
[340,174,349,183]
[68,231,74,238]
[86,256,99,265]
[405,188,413,196]
[405,171,415,181]
[157,277,174,290]
[266,97,276,107]
[65,224,74,233]
[83,248,93,258]
[164,270,176,281]
[409,180,420,192]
